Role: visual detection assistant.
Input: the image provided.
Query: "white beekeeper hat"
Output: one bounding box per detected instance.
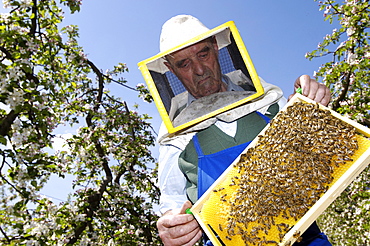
[147,15,231,74]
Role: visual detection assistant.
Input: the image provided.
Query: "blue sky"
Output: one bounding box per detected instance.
[1,1,337,203]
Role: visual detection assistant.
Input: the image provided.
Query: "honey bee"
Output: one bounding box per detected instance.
[284,240,292,246]
[279,233,285,242]
[218,224,223,232]
[293,230,301,239]
[266,240,279,245]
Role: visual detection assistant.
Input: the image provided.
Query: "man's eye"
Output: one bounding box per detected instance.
[199,52,209,59]
[180,61,190,68]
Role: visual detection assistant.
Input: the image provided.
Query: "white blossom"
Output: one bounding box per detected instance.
[347,52,358,65]
[2,0,11,8]
[20,0,32,7]
[346,27,355,36]
[75,213,86,221]
[26,240,40,246]
[324,5,332,14]
[335,41,346,52]
[7,66,25,81]
[135,228,143,236]
[354,113,364,122]
[0,77,9,94]
[0,13,10,23]
[5,88,25,109]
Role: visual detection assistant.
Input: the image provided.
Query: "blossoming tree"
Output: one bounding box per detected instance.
[0,0,160,245]
[306,0,369,244]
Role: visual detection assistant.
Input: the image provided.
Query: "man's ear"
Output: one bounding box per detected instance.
[164,61,174,73]
[211,36,219,55]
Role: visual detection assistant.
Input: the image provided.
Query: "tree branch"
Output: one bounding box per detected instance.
[102,74,138,91]
[0,46,14,62]
[68,58,115,245]
[0,225,10,244]
[113,101,137,185]
[332,71,352,111]
[327,0,341,14]
[363,119,370,127]
[30,0,38,36]
[0,110,19,137]
[86,59,138,91]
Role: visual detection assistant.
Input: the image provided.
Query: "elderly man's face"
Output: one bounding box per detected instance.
[164,38,226,99]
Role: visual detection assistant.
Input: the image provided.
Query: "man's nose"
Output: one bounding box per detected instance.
[192,59,205,76]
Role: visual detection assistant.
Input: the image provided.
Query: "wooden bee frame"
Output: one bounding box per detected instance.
[191,94,370,246]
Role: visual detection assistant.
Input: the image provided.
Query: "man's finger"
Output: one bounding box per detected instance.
[158,213,194,229]
[180,200,193,214]
[166,218,199,238]
[174,227,203,246]
[314,84,331,106]
[295,75,311,95]
[306,78,319,100]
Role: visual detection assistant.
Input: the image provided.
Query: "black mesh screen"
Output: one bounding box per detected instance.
[150,34,254,113]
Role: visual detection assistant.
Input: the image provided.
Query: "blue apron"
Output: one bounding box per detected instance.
[192,112,332,246]
[194,112,271,198]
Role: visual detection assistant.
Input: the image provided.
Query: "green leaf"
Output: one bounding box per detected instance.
[0,135,7,145]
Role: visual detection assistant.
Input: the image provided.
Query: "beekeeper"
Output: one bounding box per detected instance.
[154,15,331,246]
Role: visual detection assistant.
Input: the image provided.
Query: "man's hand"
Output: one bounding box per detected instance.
[288,75,330,106]
[157,201,202,246]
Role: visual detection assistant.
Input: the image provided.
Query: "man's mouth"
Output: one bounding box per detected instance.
[197,76,211,85]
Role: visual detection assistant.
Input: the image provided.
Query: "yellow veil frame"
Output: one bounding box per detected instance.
[138,21,264,134]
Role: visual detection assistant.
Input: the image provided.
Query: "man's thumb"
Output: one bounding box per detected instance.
[180,200,192,214]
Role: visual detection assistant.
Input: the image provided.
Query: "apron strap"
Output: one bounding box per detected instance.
[256,111,271,123]
[192,134,204,157]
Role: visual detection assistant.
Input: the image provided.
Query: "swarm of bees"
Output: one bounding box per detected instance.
[212,101,359,245]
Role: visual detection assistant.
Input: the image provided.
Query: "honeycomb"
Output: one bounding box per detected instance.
[197,101,370,246]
